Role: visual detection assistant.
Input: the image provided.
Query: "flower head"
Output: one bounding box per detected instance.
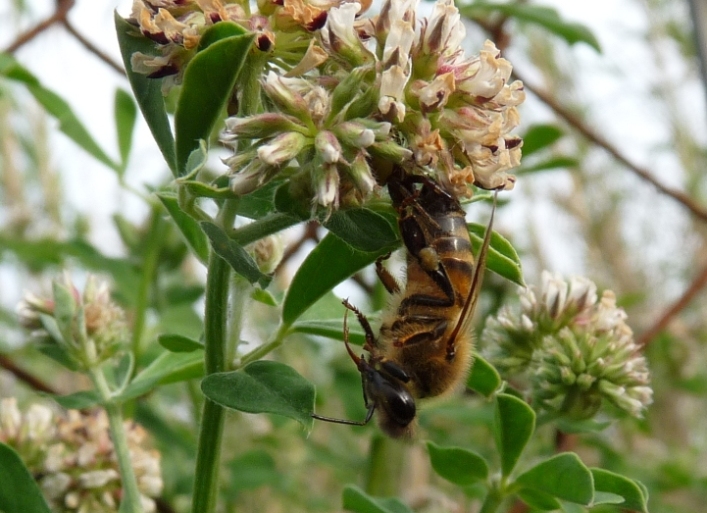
[17,274,127,370]
[129,0,525,211]
[483,272,652,420]
[0,400,162,513]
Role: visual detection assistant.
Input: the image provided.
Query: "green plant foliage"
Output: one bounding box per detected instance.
[174,25,254,175]
[158,333,204,352]
[515,453,594,505]
[0,443,52,513]
[494,393,536,477]
[468,224,524,286]
[461,3,601,51]
[0,54,120,172]
[466,353,502,397]
[200,222,272,288]
[324,208,399,253]
[114,88,137,175]
[427,441,489,485]
[282,232,395,326]
[342,485,413,513]
[157,193,210,264]
[114,12,176,173]
[200,361,316,429]
[591,468,649,512]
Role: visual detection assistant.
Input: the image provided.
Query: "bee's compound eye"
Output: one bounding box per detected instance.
[382,386,416,427]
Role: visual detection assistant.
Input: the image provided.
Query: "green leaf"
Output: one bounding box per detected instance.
[282,232,395,326]
[200,222,272,288]
[156,193,210,263]
[114,88,137,173]
[520,124,564,157]
[119,350,204,401]
[291,318,367,346]
[516,488,562,511]
[468,224,524,286]
[427,442,489,485]
[342,485,413,513]
[466,353,501,397]
[517,156,578,175]
[0,442,52,513]
[515,453,594,505]
[0,54,119,171]
[200,361,315,429]
[48,390,101,409]
[324,208,399,253]
[494,393,535,477]
[461,4,601,52]
[115,12,177,173]
[158,333,203,352]
[174,26,254,175]
[251,288,279,307]
[591,468,648,512]
[236,180,283,220]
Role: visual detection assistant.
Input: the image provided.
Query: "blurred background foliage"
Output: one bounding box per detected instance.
[1,0,706,512]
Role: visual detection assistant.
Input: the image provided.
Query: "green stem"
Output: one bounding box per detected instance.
[237,323,289,368]
[479,483,504,513]
[91,369,143,513]
[231,213,300,246]
[191,252,231,513]
[364,435,405,496]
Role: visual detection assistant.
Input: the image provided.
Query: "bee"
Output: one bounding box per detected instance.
[312,168,496,438]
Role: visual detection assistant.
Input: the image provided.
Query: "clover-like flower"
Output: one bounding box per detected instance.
[0,399,163,513]
[17,274,127,370]
[130,0,525,210]
[483,272,652,420]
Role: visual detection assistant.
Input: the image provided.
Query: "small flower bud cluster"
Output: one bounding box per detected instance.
[0,398,162,513]
[483,271,652,420]
[128,0,524,211]
[16,274,127,370]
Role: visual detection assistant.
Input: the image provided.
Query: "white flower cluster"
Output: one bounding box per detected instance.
[0,399,163,513]
[483,271,652,420]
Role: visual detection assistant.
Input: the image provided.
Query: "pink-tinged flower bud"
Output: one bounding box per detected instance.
[321,3,373,67]
[261,72,312,121]
[315,131,342,163]
[333,122,375,149]
[229,160,280,196]
[348,153,378,196]
[314,163,340,209]
[0,398,21,441]
[258,132,308,166]
[223,114,304,140]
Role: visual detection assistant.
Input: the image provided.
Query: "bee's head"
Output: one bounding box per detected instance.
[359,359,417,439]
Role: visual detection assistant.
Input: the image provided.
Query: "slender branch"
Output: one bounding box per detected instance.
[513,68,707,223]
[637,261,707,347]
[274,221,320,275]
[0,355,57,394]
[62,19,125,76]
[4,0,75,54]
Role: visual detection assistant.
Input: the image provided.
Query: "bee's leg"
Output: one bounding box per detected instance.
[311,308,376,427]
[375,253,401,294]
[342,298,377,352]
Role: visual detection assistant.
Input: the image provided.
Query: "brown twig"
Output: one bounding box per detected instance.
[0,354,57,395]
[275,221,320,275]
[636,261,707,347]
[513,68,707,224]
[62,19,125,76]
[4,0,75,54]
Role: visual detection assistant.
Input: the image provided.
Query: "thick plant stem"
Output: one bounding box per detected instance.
[479,485,503,513]
[191,252,231,513]
[91,369,144,513]
[364,435,405,496]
